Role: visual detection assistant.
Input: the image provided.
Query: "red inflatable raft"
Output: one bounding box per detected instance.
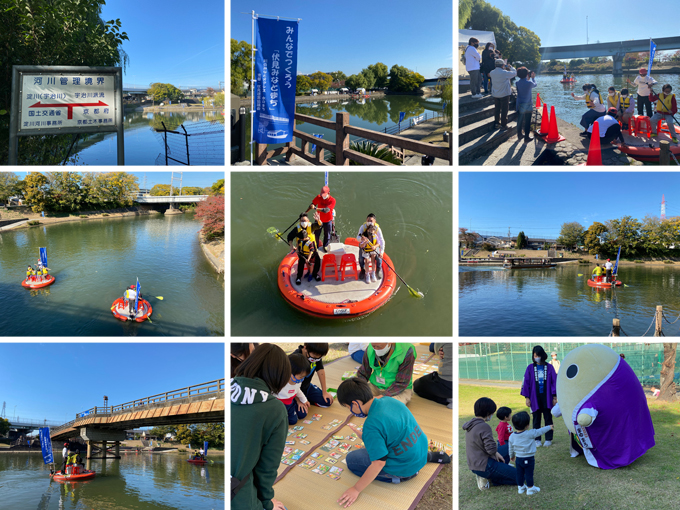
[560,79,577,83]
[111,297,152,322]
[587,278,623,288]
[21,275,56,289]
[617,118,680,162]
[278,237,397,319]
[52,469,96,482]
[187,458,208,464]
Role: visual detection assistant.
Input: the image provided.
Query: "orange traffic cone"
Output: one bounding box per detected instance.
[539,104,550,135]
[535,93,542,109]
[586,121,602,165]
[545,106,566,144]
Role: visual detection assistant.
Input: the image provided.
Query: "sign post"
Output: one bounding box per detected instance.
[9,65,124,165]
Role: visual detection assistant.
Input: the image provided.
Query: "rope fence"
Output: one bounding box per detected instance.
[609,305,680,337]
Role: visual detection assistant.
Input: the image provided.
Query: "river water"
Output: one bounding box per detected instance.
[244,95,448,161]
[460,263,680,336]
[231,172,453,336]
[0,452,224,510]
[0,213,224,336]
[531,73,680,129]
[69,109,224,165]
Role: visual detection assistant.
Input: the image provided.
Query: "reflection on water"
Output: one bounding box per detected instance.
[0,452,224,510]
[460,263,680,336]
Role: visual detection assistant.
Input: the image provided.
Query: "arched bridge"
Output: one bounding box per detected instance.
[540,36,680,76]
[50,379,225,458]
[134,195,208,204]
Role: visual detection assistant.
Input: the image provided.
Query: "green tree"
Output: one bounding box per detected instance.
[296,75,312,94]
[329,71,347,82]
[150,184,172,196]
[0,172,19,205]
[569,59,586,69]
[606,216,642,257]
[516,231,527,249]
[557,222,585,251]
[309,71,333,92]
[360,68,376,89]
[0,417,10,437]
[510,26,542,67]
[148,83,184,103]
[367,63,389,88]
[47,172,83,212]
[583,222,610,256]
[345,74,367,91]
[387,65,424,92]
[213,92,225,107]
[230,39,252,97]
[210,179,225,196]
[23,172,50,213]
[0,0,129,165]
[459,0,474,28]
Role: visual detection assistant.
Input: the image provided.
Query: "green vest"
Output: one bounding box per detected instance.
[366,343,415,390]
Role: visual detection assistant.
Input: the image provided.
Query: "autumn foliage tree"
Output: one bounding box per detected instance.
[195,195,224,240]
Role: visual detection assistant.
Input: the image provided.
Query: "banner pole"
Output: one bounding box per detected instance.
[251,10,256,166]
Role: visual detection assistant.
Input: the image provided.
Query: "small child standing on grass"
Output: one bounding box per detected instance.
[508,411,553,495]
[495,407,513,447]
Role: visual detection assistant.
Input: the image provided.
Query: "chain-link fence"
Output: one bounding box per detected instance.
[154,120,224,166]
[459,343,680,384]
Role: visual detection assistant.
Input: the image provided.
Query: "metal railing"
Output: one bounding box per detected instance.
[6,418,63,427]
[51,379,224,435]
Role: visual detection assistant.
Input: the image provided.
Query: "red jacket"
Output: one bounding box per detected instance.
[311,194,336,223]
[649,91,678,115]
[496,421,512,446]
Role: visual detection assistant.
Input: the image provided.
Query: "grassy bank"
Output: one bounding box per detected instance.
[458,384,680,510]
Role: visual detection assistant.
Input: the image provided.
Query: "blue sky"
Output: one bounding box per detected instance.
[475,1,680,49]
[230,0,453,78]
[460,172,680,239]
[101,0,224,89]
[12,171,224,189]
[0,343,224,426]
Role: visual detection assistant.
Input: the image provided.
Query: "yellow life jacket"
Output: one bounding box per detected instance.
[362,221,380,231]
[592,266,603,275]
[27,270,32,277]
[362,233,378,253]
[585,89,603,109]
[67,453,77,465]
[656,92,675,113]
[619,95,630,110]
[606,91,620,109]
[299,238,315,256]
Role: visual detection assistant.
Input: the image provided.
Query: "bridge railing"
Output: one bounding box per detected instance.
[132,195,208,203]
[8,418,63,428]
[52,379,225,436]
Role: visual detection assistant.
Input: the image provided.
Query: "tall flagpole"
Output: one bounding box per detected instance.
[250,10,256,166]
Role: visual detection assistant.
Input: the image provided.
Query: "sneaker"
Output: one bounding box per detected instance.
[365,273,370,284]
[295,278,302,285]
[527,486,541,495]
[371,272,377,282]
[650,133,658,138]
[543,440,552,447]
[524,135,533,142]
[307,274,313,282]
[319,246,326,253]
[499,125,508,131]
[579,131,589,137]
[446,398,452,409]
[518,485,527,494]
[672,137,678,143]
[476,475,489,490]
[314,274,321,282]
[535,440,542,448]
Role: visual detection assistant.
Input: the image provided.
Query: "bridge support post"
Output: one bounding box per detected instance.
[612,54,624,76]
[102,440,107,459]
[115,441,120,458]
[86,441,92,460]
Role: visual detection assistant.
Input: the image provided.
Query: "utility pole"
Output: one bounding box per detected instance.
[586,16,589,45]
[661,194,666,220]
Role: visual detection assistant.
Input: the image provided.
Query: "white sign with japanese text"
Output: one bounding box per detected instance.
[19,73,117,131]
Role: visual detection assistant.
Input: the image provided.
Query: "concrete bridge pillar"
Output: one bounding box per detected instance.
[115,441,120,458]
[612,53,625,76]
[102,440,106,459]
[86,441,92,460]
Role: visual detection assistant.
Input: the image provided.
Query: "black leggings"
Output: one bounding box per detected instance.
[532,406,553,441]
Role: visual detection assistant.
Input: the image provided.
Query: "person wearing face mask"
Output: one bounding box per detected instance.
[617,88,635,131]
[606,87,620,111]
[356,214,385,280]
[649,84,678,143]
[287,212,323,285]
[489,59,516,131]
[520,346,557,448]
[356,343,416,405]
[231,343,291,510]
[586,108,626,146]
[275,353,312,425]
[633,68,657,118]
[306,185,336,253]
[549,352,560,374]
[572,84,606,135]
[231,343,256,378]
[465,37,483,99]
[463,397,517,490]
[292,343,334,407]
[481,42,496,95]
[336,378,450,508]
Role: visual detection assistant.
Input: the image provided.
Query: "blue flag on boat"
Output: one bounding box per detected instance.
[648,39,657,75]
[203,441,209,456]
[39,247,48,267]
[311,134,323,154]
[324,171,328,187]
[135,277,140,314]
[613,246,621,276]
[39,427,54,465]
[254,17,299,144]
[399,112,405,124]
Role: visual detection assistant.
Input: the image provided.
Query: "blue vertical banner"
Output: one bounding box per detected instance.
[613,246,621,276]
[254,17,299,144]
[648,39,657,75]
[135,277,140,313]
[39,427,54,465]
[311,134,323,154]
[203,441,209,456]
[39,247,48,267]
[399,112,405,124]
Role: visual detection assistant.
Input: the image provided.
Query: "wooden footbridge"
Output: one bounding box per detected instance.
[50,379,224,459]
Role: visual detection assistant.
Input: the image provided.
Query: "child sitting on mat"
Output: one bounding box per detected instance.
[275,353,311,425]
[292,343,334,407]
[336,378,450,508]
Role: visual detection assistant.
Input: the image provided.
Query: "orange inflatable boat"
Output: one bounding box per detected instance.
[21,275,56,289]
[52,469,96,482]
[111,297,153,322]
[617,117,680,162]
[278,237,397,319]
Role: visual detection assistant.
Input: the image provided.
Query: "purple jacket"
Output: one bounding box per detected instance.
[520,363,557,412]
[569,358,655,469]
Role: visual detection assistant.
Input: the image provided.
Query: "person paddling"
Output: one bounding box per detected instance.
[649,84,678,143]
[306,185,336,253]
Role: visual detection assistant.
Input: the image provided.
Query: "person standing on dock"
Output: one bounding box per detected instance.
[649,84,678,144]
[515,67,537,142]
[307,185,336,253]
[489,60,516,131]
[465,37,483,99]
[633,68,657,118]
[572,84,606,135]
[481,42,496,96]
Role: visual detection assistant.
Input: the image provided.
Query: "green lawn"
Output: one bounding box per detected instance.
[459,384,680,510]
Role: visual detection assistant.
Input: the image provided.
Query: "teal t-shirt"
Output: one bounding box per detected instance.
[363,396,428,477]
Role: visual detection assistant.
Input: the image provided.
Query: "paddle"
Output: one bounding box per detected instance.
[362,237,424,299]
[267,216,300,244]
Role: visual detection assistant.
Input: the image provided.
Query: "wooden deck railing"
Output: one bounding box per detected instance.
[255,112,452,166]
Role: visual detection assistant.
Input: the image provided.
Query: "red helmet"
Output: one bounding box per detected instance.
[130,285,135,289]
[607,259,611,261]
[64,443,68,446]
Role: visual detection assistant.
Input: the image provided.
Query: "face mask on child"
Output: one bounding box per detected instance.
[609,92,615,96]
[301,221,310,228]
[350,401,367,418]
[291,374,305,384]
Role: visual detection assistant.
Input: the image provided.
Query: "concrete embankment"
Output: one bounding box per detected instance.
[199,235,225,274]
[0,207,161,231]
